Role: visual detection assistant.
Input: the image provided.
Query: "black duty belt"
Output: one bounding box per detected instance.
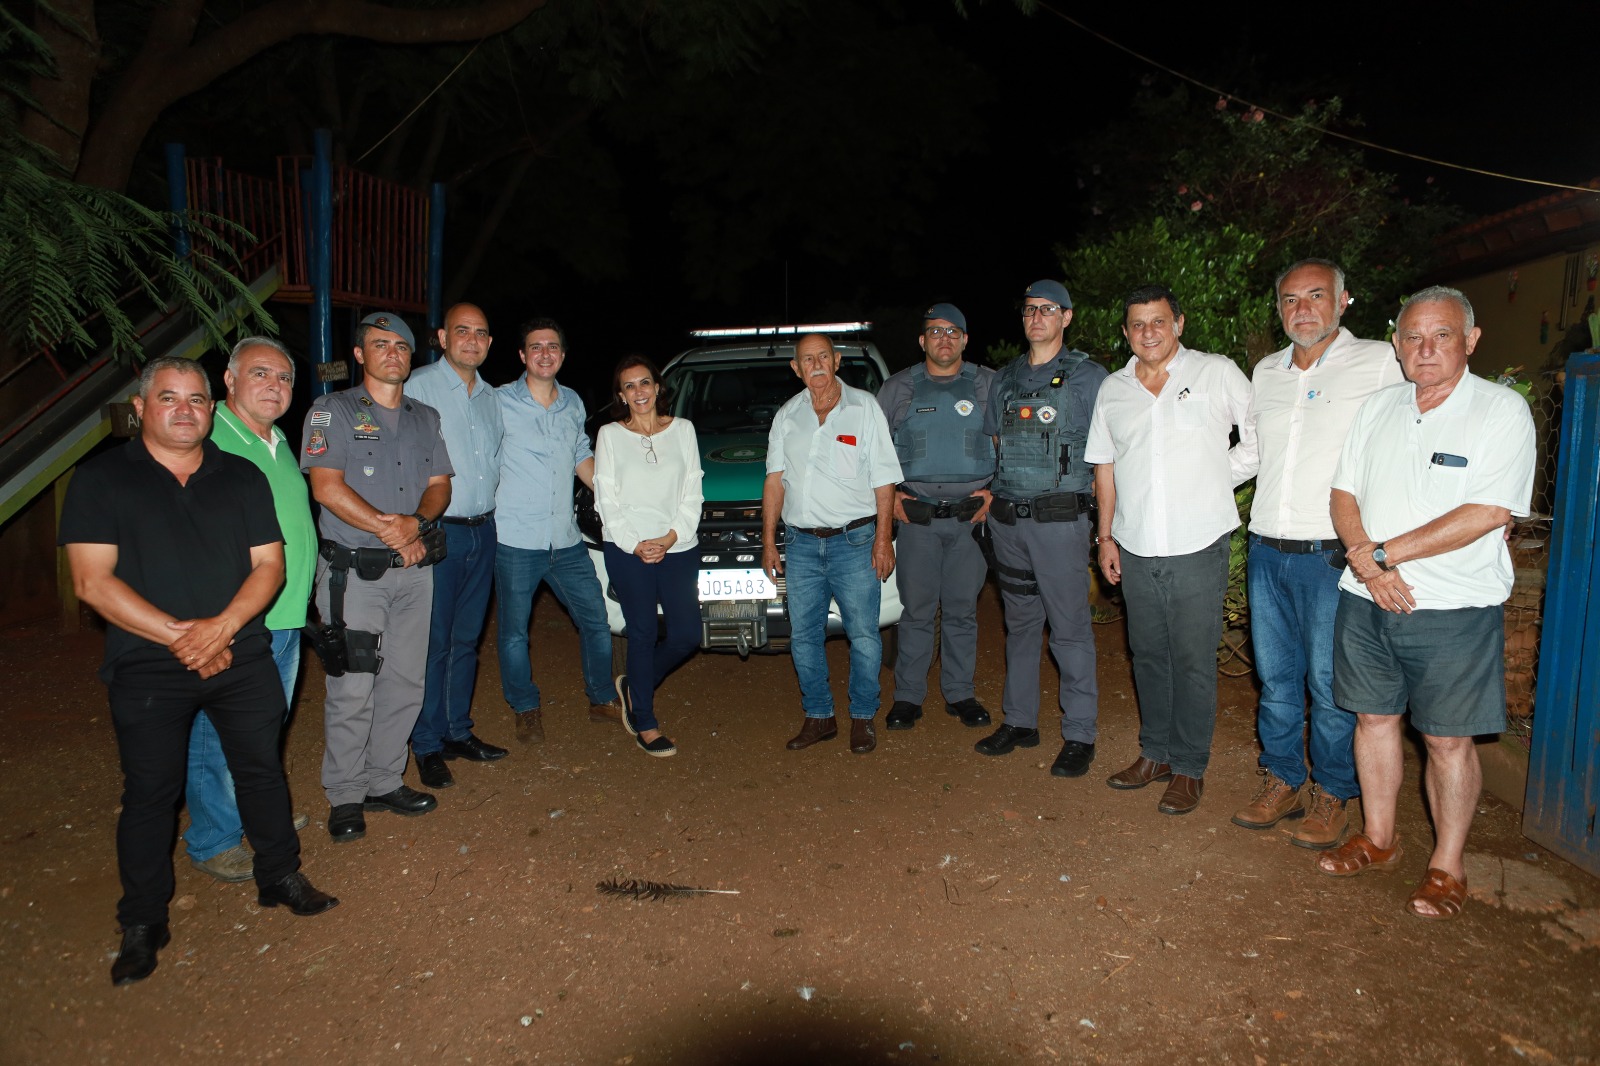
[792,515,875,539]
[320,539,404,580]
[1252,534,1342,555]
[901,496,984,525]
[990,492,1093,525]
[441,510,495,527]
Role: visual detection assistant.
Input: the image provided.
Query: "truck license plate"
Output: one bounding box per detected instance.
[698,568,776,602]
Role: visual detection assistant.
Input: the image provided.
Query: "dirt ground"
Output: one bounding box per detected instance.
[2,585,1597,1066]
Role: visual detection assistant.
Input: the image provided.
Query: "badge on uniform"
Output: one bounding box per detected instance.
[354,413,379,434]
[363,465,375,477]
[954,400,975,417]
[1019,406,1033,420]
[1036,405,1058,424]
[306,430,327,456]
[308,410,332,427]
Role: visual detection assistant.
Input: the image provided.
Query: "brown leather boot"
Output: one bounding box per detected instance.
[850,718,877,754]
[1106,756,1171,790]
[514,709,544,744]
[785,716,838,750]
[1230,771,1305,829]
[1290,785,1348,850]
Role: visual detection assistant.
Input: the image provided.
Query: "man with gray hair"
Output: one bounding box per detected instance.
[61,356,338,985]
[184,338,318,882]
[1227,261,1404,849]
[1316,287,1534,921]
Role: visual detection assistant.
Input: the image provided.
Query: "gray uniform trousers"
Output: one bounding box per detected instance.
[990,515,1097,742]
[315,558,433,806]
[893,515,988,704]
[1119,532,1230,779]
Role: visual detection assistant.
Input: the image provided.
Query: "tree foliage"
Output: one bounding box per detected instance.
[1061,218,1274,370]
[1066,88,1460,359]
[1,7,272,366]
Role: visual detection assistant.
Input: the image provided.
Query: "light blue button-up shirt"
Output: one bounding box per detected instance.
[405,359,503,518]
[496,377,592,550]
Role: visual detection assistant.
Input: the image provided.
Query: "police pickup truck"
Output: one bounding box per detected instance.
[576,323,902,658]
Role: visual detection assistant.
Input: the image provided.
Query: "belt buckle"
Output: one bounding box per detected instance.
[933,503,953,520]
[1015,502,1032,520]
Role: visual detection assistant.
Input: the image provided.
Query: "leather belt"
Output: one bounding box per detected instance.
[1252,534,1342,554]
[441,510,495,527]
[319,539,404,577]
[792,515,875,539]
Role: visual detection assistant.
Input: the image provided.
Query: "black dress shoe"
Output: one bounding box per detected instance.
[111,923,170,986]
[364,784,437,816]
[442,733,509,762]
[417,752,455,789]
[974,723,1040,756]
[1051,741,1096,778]
[884,701,922,730]
[328,803,366,842]
[258,871,341,916]
[946,698,992,727]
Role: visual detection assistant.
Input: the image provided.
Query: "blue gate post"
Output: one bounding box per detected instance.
[426,182,446,365]
[1522,351,1600,876]
[163,144,190,261]
[304,129,336,396]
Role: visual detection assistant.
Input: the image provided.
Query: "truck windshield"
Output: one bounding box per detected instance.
[665,356,884,434]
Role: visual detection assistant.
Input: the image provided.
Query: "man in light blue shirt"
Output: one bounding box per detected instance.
[494,317,621,744]
[404,303,509,787]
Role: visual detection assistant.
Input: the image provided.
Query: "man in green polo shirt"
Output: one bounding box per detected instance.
[184,338,317,882]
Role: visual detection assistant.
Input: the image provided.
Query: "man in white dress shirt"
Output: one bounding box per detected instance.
[1087,284,1253,815]
[1316,287,1534,921]
[762,333,902,755]
[1229,261,1404,848]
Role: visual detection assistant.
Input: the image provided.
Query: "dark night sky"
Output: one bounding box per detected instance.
[228,1,1597,406]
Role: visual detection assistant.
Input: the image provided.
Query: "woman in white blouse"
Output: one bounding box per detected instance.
[593,356,705,757]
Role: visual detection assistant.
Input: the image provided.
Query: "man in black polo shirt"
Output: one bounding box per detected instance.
[60,357,339,987]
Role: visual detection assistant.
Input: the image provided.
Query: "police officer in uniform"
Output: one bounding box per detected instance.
[978,280,1108,776]
[877,302,997,731]
[302,312,453,843]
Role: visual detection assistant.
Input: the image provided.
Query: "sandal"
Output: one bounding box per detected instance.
[1315,832,1403,877]
[1407,868,1467,920]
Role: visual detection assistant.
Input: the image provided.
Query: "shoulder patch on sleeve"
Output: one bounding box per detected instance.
[309,410,332,426]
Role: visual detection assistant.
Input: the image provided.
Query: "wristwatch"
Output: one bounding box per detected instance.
[1372,543,1392,571]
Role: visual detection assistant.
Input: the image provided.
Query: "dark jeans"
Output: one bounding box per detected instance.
[1120,532,1231,779]
[412,518,497,754]
[109,647,300,927]
[603,543,701,732]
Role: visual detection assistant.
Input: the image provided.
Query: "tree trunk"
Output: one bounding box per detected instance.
[73,0,551,191]
[22,0,100,175]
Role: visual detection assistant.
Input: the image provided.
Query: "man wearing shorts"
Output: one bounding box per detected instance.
[1316,286,1535,921]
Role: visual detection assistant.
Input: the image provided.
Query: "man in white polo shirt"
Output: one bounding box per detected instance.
[762,333,902,755]
[1315,286,1534,922]
[1229,260,1404,848]
[1087,284,1253,815]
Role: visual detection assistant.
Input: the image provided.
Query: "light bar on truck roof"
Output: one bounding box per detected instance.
[689,321,871,338]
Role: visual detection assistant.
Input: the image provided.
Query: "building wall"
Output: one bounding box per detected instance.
[1452,242,1600,379]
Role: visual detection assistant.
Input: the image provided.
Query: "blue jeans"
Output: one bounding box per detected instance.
[411,519,496,754]
[1247,536,1358,799]
[495,541,617,712]
[604,543,701,733]
[184,628,300,862]
[784,522,882,720]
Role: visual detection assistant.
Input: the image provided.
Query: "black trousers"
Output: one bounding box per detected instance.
[107,649,300,927]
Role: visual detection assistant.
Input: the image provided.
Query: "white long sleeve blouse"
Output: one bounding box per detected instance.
[593,418,704,554]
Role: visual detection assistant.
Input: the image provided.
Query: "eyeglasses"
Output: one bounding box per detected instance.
[641,434,658,464]
[924,326,965,339]
[1022,304,1064,318]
